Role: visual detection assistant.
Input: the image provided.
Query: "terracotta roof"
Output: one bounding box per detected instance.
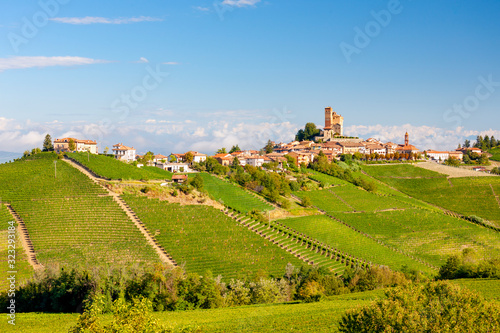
[54,137,96,144]
[172,174,188,180]
[112,144,135,151]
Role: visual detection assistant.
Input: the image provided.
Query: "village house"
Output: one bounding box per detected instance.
[287,151,315,166]
[153,154,169,164]
[364,143,386,156]
[425,150,463,162]
[172,174,188,183]
[321,142,343,156]
[384,142,398,155]
[54,138,98,154]
[214,153,232,166]
[169,151,207,163]
[339,142,364,154]
[112,143,136,162]
[456,147,483,155]
[157,162,192,173]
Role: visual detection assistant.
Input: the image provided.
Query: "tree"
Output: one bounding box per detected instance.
[338,280,500,333]
[295,123,320,141]
[216,147,227,154]
[141,151,155,165]
[464,139,470,148]
[169,155,178,163]
[232,156,240,167]
[42,134,53,152]
[103,147,109,155]
[264,140,274,154]
[68,138,76,152]
[229,145,241,154]
[185,152,194,164]
[444,157,460,167]
[189,174,204,191]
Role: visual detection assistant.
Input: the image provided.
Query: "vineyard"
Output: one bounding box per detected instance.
[489,147,500,162]
[332,209,500,267]
[363,164,500,224]
[0,205,33,292]
[0,153,160,267]
[306,170,350,187]
[278,215,434,274]
[68,152,173,180]
[122,194,302,279]
[199,173,273,213]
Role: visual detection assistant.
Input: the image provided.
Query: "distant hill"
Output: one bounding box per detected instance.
[0,151,21,164]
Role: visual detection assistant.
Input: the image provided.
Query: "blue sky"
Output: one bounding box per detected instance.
[1,0,500,155]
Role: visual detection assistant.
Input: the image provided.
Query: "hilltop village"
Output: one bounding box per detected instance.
[51,107,486,173]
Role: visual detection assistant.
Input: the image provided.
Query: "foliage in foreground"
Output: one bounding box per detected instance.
[338,280,500,333]
[69,296,200,333]
[437,249,500,280]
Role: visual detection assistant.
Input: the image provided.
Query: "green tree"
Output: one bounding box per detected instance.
[68,138,77,152]
[444,157,460,167]
[339,281,500,333]
[103,147,109,155]
[42,134,54,152]
[464,139,470,148]
[190,174,204,191]
[264,140,274,154]
[216,147,227,154]
[295,123,320,141]
[229,145,241,154]
[169,154,178,163]
[301,196,312,207]
[185,152,194,164]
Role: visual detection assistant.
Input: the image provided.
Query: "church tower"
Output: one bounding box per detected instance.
[405,132,409,146]
[324,107,333,130]
[323,107,343,139]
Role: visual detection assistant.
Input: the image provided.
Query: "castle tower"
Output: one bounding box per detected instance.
[405,132,409,146]
[324,107,333,130]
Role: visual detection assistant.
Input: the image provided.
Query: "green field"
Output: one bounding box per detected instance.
[0,205,34,292]
[364,164,500,224]
[332,209,500,267]
[122,194,302,279]
[306,170,350,187]
[489,147,500,162]
[0,289,385,333]
[453,279,500,301]
[68,152,173,180]
[0,153,160,267]
[278,215,434,274]
[363,164,446,179]
[199,173,273,213]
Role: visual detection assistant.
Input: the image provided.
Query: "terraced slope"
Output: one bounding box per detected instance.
[68,152,173,180]
[364,164,500,224]
[0,153,160,267]
[199,173,273,213]
[122,195,302,279]
[0,205,33,291]
[278,215,435,274]
[333,209,500,267]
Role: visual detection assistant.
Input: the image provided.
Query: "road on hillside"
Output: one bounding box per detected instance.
[415,161,494,178]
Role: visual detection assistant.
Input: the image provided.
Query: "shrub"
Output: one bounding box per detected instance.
[338,280,500,333]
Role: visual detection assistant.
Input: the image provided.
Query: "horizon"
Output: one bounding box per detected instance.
[1,1,500,154]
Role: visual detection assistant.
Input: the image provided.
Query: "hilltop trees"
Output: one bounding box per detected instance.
[42,134,54,151]
[229,145,241,154]
[295,123,320,141]
[264,140,274,154]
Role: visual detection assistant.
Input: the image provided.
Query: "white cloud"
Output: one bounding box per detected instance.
[194,6,210,12]
[162,62,180,65]
[0,56,110,72]
[222,0,261,7]
[136,57,149,63]
[49,16,163,25]
[145,119,157,123]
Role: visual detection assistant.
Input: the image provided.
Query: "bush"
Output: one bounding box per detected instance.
[338,280,500,333]
[301,196,312,208]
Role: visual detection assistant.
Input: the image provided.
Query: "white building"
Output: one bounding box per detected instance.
[112,143,136,162]
[54,138,98,154]
[157,162,192,173]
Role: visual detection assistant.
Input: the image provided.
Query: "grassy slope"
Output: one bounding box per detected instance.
[0,205,34,292]
[122,195,303,280]
[0,153,159,267]
[0,289,384,333]
[68,152,173,180]
[279,215,434,274]
[199,173,273,213]
[363,164,500,224]
[489,147,500,162]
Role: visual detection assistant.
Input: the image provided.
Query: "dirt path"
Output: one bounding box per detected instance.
[63,158,177,267]
[5,204,43,271]
[415,161,494,178]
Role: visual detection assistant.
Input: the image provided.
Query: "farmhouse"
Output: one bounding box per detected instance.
[157,162,191,173]
[54,138,98,154]
[112,143,136,162]
[425,150,463,162]
[172,174,188,183]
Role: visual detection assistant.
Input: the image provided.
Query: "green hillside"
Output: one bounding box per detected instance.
[363,164,500,224]
[68,152,173,180]
[0,153,160,267]
[199,173,273,213]
[279,215,434,274]
[122,194,302,279]
[489,147,500,161]
[0,205,34,292]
